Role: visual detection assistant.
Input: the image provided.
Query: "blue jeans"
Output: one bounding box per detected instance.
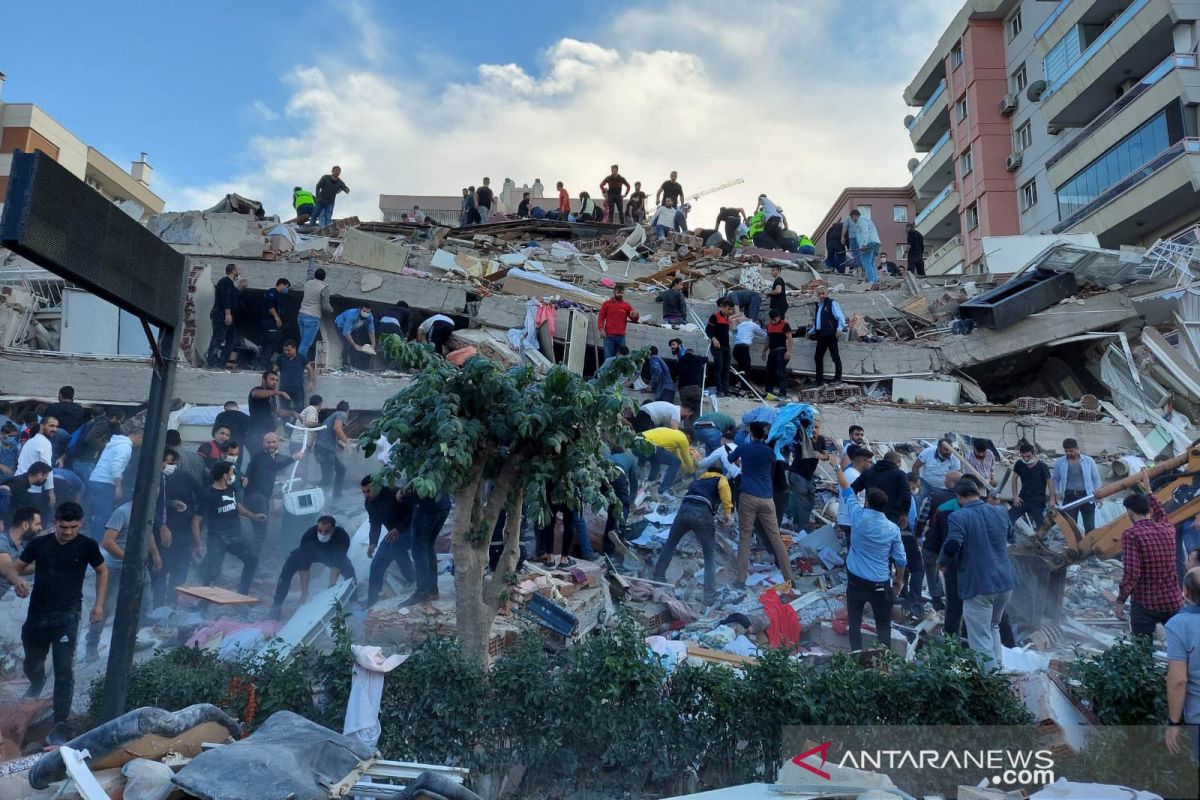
[572,513,596,558]
[311,201,334,229]
[798,244,816,255]
[860,243,880,283]
[649,448,682,493]
[297,314,321,361]
[73,460,96,484]
[603,335,626,362]
[85,480,117,539]
[694,426,723,455]
[653,224,669,238]
[1179,519,1200,581]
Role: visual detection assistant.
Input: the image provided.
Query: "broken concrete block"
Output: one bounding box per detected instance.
[892,378,962,405]
[340,228,412,274]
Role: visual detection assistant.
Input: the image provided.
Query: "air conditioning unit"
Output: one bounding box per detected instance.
[1000,94,1018,115]
[1006,152,1023,171]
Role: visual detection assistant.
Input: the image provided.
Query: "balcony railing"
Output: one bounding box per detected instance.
[1046,53,1199,171]
[915,183,955,227]
[907,80,947,130]
[1043,0,1152,102]
[914,131,952,176]
[1052,137,1200,232]
[1034,0,1073,41]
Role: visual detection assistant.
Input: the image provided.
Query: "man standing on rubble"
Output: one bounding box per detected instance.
[207,264,240,368]
[657,171,684,207]
[364,476,415,607]
[598,285,639,362]
[915,470,961,613]
[85,418,143,540]
[1054,438,1102,533]
[1116,472,1183,637]
[1011,443,1055,526]
[764,309,793,401]
[277,341,314,413]
[731,313,766,391]
[404,490,452,607]
[844,209,881,285]
[600,165,630,225]
[906,223,926,276]
[85,499,162,662]
[915,438,963,504]
[196,461,266,596]
[1165,567,1200,755]
[335,303,377,371]
[656,277,689,324]
[15,501,105,745]
[628,181,648,223]
[312,166,349,230]
[247,370,292,451]
[244,432,299,551]
[259,278,290,370]
[271,515,355,617]
[46,386,87,436]
[939,479,1017,673]
[556,181,571,218]
[668,338,707,422]
[706,298,736,396]
[825,220,847,273]
[297,268,334,363]
[476,178,494,224]
[852,451,911,527]
[808,285,845,385]
[730,422,795,588]
[653,462,733,606]
[650,197,678,239]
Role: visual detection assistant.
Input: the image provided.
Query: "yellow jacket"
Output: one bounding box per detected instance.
[644,427,695,473]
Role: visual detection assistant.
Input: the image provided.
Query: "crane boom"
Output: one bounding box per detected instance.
[689,177,745,202]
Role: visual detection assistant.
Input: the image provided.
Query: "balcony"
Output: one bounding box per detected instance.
[903,0,1008,105]
[907,80,951,150]
[911,131,955,197]
[925,235,966,275]
[915,183,962,242]
[1052,138,1200,245]
[1039,0,1184,128]
[1047,54,1200,188]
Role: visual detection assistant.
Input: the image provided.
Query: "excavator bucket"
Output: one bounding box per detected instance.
[1009,534,1069,631]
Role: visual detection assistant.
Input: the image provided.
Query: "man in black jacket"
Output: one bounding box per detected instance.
[906,223,925,276]
[668,338,707,424]
[363,476,415,606]
[705,299,735,396]
[45,386,87,435]
[656,277,689,324]
[206,264,240,368]
[851,451,911,526]
[271,515,355,616]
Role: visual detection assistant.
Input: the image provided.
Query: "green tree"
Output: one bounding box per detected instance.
[364,337,642,668]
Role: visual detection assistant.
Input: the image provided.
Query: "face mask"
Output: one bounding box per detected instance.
[1,436,13,446]
[317,532,333,543]
[279,287,289,295]
[162,464,177,476]
[360,310,370,319]
[225,455,239,464]
[1022,456,1037,465]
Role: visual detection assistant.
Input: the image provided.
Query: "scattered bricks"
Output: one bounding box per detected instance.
[800,384,863,403]
[1014,397,1106,422]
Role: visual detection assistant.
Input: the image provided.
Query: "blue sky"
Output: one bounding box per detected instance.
[3,0,959,227]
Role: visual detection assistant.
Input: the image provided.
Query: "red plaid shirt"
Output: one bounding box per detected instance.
[1118,496,1183,613]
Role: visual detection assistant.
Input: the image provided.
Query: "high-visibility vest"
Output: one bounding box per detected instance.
[293,190,316,209]
[747,211,765,239]
[797,234,814,248]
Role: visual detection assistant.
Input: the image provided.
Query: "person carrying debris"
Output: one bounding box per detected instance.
[705,298,736,396]
[833,460,906,652]
[196,461,266,596]
[807,285,845,385]
[653,462,733,606]
[13,501,106,745]
[729,422,795,588]
[206,264,240,368]
[244,432,300,554]
[1053,438,1102,533]
[656,277,689,325]
[292,186,316,224]
[298,268,335,362]
[335,303,377,370]
[1115,471,1183,638]
[271,515,355,618]
[844,208,881,284]
[598,285,639,362]
[939,479,1017,673]
[724,288,763,324]
[600,164,631,225]
[312,166,349,230]
[363,476,415,607]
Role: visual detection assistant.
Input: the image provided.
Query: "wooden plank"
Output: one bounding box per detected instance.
[686,642,757,666]
[176,585,260,605]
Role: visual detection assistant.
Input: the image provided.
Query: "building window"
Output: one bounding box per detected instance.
[1015,121,1033,152]
[960,148,974,176]
[951,43,964,69]
[1044,27,1083,86]
[1021,179,1038,210]
[1012,63,1027,93]
[893,205,909,223]
[1008,10,1023,40]
[897,244,909,261]
[955,98,968,122]
[1056,110,1174,219]
[857,205,872,219]
[965,204,979,231]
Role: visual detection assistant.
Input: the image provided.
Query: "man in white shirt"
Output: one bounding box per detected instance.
[634,401,687,432]
[85,421,144,539]
[650,199,677,239]
[16,416,58,508]
[417,313,456,356]
[732,316,766,386]
[844,209,881,285]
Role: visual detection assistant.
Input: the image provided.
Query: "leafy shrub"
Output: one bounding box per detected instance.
[1069,637,1166,725]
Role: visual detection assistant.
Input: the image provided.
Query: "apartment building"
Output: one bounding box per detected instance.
[0,76,164,220]
[904,0,1200,273]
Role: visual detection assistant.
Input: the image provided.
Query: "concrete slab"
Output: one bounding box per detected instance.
[339,229,412,275]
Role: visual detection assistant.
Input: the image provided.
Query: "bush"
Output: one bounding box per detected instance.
[1068,637,1166,725]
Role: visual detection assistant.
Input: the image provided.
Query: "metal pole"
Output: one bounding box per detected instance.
[99,321,180,722]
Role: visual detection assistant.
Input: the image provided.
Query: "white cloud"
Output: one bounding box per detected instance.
[160,0,963,232]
